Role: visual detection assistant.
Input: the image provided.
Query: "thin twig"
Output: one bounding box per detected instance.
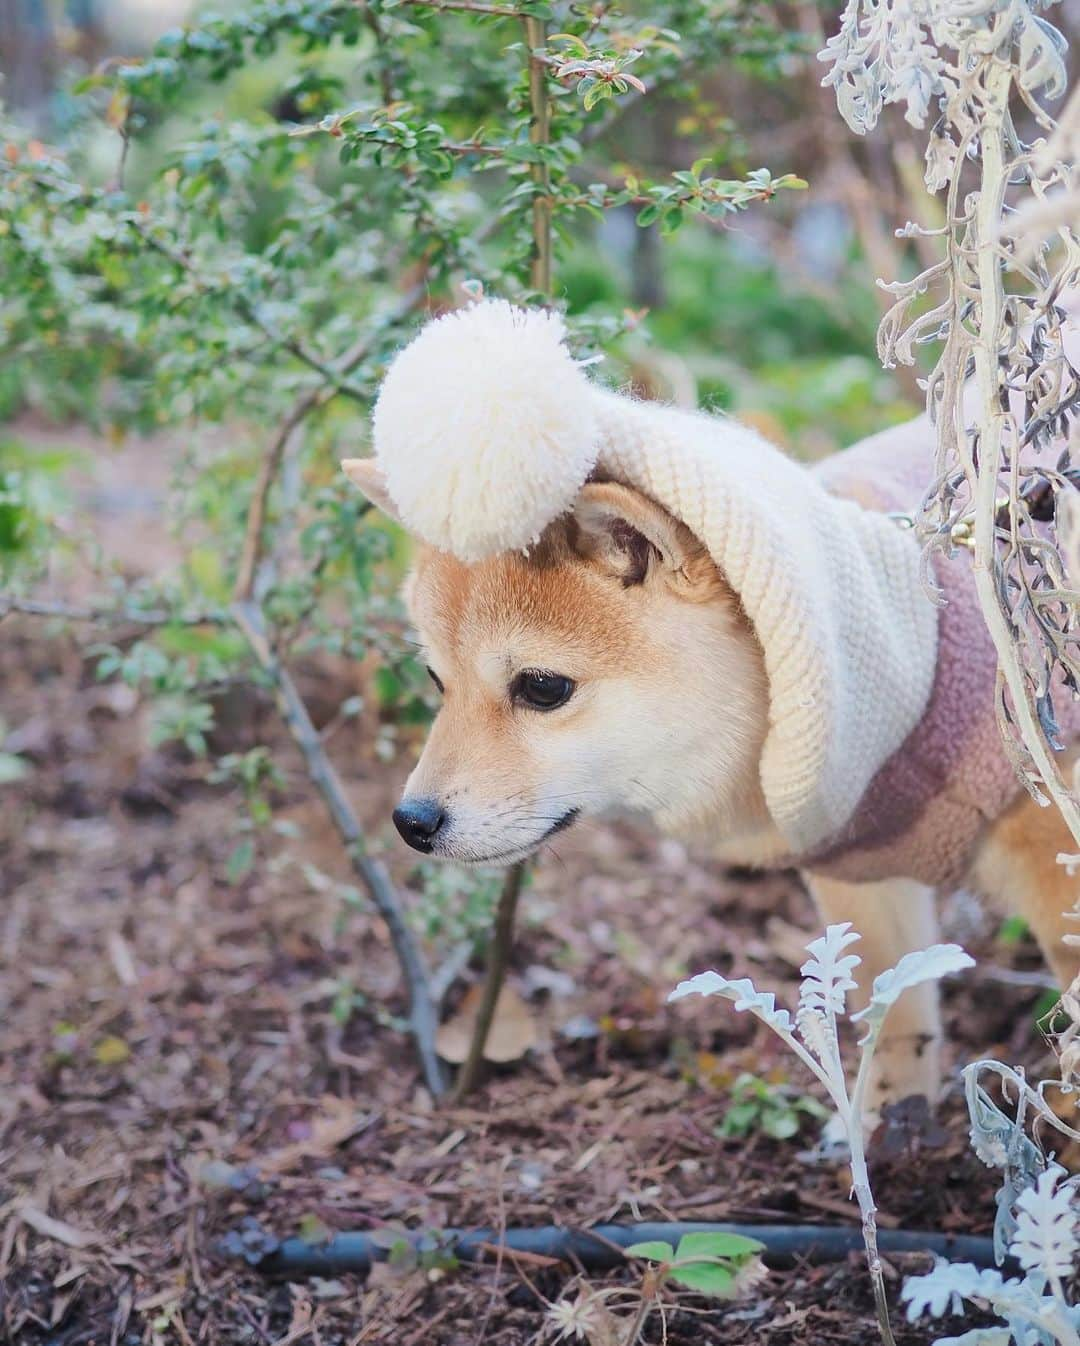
[361,3,398,105]
[393,0,524,17]
[0,594,228,626]
[235,392,324,605]
[232,599,445,1097]
[441,24,553,1097]
[450,861,527,1101]
[131,222,369,403]
[430,940,475,1009]
[522,15,552,294]
[233,280,429,602]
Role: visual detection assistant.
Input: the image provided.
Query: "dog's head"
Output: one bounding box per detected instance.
[345,460,769,864]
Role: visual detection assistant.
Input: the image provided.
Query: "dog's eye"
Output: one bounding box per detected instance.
[512,670,574,711]
[426,666,444,694]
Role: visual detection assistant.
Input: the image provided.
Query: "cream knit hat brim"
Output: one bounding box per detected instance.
[588,391,938,850]
[370,300,938,853]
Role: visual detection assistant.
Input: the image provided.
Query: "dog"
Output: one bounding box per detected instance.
[342,301,1080,1111]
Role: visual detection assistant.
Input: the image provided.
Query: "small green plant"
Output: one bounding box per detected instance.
[545,1230,766,1344]
[368,1225,460,1278]
[209,747,289,883]
[0,441,74,583]
[717,1070,829,1141]
[0,716,30,786]
[407,859,504,951]
[670,924,974,1346]
[624,1229,766,1298]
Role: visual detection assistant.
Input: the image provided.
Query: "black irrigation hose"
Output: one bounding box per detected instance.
[254,1221,1014,1279]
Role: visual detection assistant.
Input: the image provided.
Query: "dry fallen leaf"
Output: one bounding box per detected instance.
[259,1096,371,1174]
[18,1205,100,1250]
[436,983,537,1064]
[93,1035,132,1067]
[106,931,138,986]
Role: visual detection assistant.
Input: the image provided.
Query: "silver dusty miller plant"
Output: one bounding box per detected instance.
[902,1059,1080,1345]
[821,0,1080,855]
[670,923,974,1346]
[903,1165,1079,1345]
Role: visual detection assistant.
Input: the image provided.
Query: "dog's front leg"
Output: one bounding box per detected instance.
[802,873,943,1115]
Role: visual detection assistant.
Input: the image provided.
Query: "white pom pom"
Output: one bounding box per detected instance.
[372,300,599,559]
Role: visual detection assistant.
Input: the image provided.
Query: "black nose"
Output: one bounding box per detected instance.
[392,798,446,853]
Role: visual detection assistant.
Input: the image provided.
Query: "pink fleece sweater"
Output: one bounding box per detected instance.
[802,416,1070,889]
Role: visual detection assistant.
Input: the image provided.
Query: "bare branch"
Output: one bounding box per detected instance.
[232,599,446,1097]
[442,23,555,1100]
[522,15,552,295]
[0,594,228,626]
[131,221,370,403]
[234,280,430,603]
[391,0,525,17]
[450,861,527,1101]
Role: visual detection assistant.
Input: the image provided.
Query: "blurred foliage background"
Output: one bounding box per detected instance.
[1,0,940,456]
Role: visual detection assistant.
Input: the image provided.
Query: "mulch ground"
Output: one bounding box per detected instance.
[2,614,1069,1346]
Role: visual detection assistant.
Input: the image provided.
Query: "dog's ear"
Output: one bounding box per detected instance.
[571,481,710,590]
[341,458,402,525]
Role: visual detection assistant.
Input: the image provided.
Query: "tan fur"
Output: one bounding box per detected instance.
[366,466,1079,1106]
[970,769,1080,992]
[400,485,772,864]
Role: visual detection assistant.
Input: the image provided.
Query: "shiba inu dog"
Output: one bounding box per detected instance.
[342,300,1080,1110]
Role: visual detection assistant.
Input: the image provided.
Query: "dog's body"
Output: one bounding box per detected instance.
[347,448,1079,1110]
[342,300,1080,1111]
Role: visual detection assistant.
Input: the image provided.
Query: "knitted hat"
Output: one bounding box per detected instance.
[358,300,938,854]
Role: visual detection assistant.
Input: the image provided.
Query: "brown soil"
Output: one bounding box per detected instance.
[1,615,1065,1346]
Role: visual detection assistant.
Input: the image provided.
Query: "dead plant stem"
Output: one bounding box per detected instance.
[966,59,1080,853]
[450,26,551,1096]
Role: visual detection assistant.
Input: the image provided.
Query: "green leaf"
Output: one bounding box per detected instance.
[668,1261,737,1297]
[795,1095,830,1120]
[624,1240,674,1263]
[548,32,588,55]
[250,797,272,827]
[660,206,685,235]
[297,1213,332,1245]
[635,202,662,228]
[675,1232,764,1261]
[718,1101,759,1136]
[997,915,1029,945]
[0,752,29,785]
[373,667,402,705]
[761,1109,800,1140]
[226,838,255,884]
[187,545,229,602]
